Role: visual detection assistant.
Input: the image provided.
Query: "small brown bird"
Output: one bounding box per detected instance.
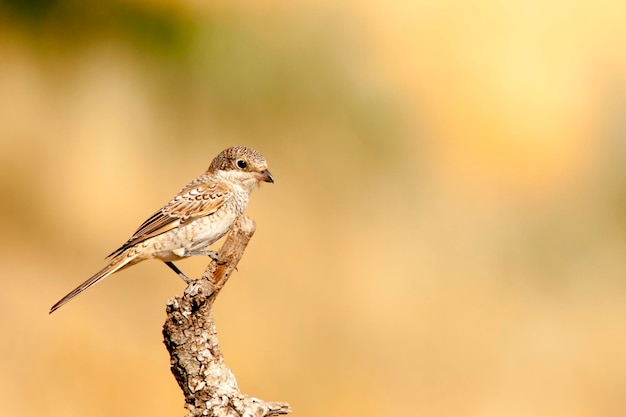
[50,146,273,314]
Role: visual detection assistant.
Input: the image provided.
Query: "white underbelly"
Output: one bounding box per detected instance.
[186,214,234,250]
[148,211,238,261]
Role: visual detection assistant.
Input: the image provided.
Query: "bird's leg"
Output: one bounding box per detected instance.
[183,250,227,265]
[164,261,193,284]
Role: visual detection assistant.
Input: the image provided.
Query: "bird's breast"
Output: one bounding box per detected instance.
[147,198,244,261]
[185,211,236,250]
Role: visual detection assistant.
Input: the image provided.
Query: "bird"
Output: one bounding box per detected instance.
[49,146,274,314]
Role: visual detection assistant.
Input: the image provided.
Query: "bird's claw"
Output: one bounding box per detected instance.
[203,251,227,266]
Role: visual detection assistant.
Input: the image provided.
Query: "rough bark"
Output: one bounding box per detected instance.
[162,215,291,417]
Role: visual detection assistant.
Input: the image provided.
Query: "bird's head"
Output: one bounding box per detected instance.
[208,146,274,190]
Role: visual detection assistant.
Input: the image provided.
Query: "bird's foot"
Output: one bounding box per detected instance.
[164,261,194,284]
[184,250,227,265]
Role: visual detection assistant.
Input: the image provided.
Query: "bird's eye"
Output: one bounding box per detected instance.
[236,160,247,169]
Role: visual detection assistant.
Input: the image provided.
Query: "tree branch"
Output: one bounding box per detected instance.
[162,215,291,417]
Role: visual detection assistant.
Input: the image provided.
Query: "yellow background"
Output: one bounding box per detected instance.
[1,1,625,416]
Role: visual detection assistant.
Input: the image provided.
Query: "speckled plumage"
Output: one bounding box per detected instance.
[50,146,273,313]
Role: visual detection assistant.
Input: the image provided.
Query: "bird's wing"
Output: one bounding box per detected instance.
[107,176,233,258]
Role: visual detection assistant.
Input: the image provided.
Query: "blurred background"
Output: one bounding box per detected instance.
[1,0,625,416]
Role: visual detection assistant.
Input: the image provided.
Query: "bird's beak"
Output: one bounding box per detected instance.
[257,169,274,183]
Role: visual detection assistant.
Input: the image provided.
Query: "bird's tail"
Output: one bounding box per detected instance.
[49,253,135,314]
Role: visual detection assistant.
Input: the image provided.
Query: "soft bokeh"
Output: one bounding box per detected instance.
[1,1,625,416]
